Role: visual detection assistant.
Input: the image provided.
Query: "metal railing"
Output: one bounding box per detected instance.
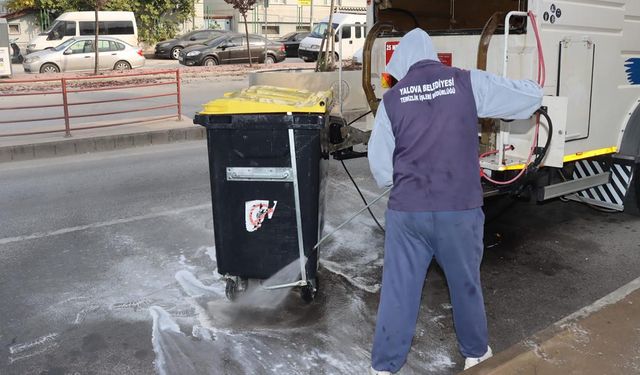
[0,69,182,138]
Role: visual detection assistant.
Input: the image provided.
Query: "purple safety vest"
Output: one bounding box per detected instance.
[383,60,482,211]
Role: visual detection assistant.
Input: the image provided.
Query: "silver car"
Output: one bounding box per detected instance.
[23,36,145,74]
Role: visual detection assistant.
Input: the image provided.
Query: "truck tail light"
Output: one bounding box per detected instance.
[381,73,397,89]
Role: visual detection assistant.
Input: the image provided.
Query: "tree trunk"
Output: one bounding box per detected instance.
[325,0,336,68]
[242,14,252,67]
[94,7,99,75]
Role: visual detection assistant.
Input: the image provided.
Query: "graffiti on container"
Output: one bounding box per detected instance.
[245,200,278,232]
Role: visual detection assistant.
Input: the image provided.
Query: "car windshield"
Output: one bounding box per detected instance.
[309,22,339,39]
[180,31,199,40]
[280,32,296,40]
[41,20,61,35]
[53,38,77,51]
[205,36,229,47]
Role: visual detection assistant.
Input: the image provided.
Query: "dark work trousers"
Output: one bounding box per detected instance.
[371,208,488,373]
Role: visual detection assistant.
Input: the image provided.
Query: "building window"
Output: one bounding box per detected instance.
[296,25,311,32]
[9,24,20,35]
[261,25,280,35]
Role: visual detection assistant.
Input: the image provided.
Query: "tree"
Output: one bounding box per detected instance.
[7,0,195,45]
[104,0,195,44]
[94,0,109,75]
[6,0,36,9]
[223,0,258,67]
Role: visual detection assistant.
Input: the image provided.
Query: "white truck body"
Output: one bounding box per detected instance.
[298,13,367,62]
[365,0,640,211]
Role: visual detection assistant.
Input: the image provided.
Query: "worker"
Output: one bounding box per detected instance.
[368,28,543,374]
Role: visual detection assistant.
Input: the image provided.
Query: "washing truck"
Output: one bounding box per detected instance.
[354,0,640,214]
[196,0,640,301]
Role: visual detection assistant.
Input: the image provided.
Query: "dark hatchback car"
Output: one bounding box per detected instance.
[277,31,309,58]
[155,29,227,60]
[179,33,286,66]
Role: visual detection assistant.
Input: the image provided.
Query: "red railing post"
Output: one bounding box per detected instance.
[61,78,71,137]
[176,69,182,121]
[0,70,186,137]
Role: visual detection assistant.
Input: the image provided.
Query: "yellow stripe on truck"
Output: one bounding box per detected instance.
[498,147,618,171]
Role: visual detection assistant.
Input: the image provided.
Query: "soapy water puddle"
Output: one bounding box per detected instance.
[235,257,307,310]
[151,249,459,375]
[153,266,374,374]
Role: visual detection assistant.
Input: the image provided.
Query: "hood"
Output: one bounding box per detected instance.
[386,28,439,81]
[182,43,209,53]
[157,39,177,46]
[25,49,51,59]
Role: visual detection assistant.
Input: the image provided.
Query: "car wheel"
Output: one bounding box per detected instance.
[265,55,276,64]
[171,47,182,60]
[114,60,132,71]
[203,57,218,67]
[39,63,60,74]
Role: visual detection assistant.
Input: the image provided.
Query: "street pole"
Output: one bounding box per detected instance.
[263,0,268,63]
[94,5,99,75]
[310,0,314,30]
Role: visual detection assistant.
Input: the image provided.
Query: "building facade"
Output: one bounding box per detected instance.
[2,9,41,49]
[204,0,367,37]
[179,0,207,33]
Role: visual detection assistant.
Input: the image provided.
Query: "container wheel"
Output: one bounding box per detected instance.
[225,278,238,301]
[301,277,319,303]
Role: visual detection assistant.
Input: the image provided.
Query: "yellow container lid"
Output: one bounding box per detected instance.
[199,85,333,115]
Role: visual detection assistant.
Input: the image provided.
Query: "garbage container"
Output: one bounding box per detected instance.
[193,86,333,303]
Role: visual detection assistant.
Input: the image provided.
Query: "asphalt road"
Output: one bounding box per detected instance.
[1,142,639,374]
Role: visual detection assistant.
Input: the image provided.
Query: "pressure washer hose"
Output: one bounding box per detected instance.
[313,187,392,251]
[480,10,548,186]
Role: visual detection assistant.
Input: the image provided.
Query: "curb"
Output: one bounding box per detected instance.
[0,126,206,164]
[463,276,640,374]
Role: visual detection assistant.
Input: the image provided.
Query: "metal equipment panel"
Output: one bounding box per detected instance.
[540,95,568,167]
[558,39,595,141]
[498,96,567,169]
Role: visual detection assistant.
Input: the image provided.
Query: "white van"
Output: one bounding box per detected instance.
[26,11,138,54]
[298,13,366,62]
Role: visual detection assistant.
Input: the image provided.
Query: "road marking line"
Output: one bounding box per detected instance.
[0,204,210,246]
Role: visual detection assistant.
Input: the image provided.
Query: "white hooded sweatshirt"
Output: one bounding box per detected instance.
[368,28,544,189]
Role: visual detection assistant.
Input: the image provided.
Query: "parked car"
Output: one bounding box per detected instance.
[23,36,145,74]
[298,13,366,62]
[26,11,138,55]
[155,29,227,60]
[277,31,309,58]
[179,33,286,66]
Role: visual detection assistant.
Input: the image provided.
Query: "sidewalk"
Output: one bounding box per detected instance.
[0,116,204,163]
[465,277,640,374]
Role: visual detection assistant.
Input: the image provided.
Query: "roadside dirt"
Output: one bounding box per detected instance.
[0,62,363,94]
